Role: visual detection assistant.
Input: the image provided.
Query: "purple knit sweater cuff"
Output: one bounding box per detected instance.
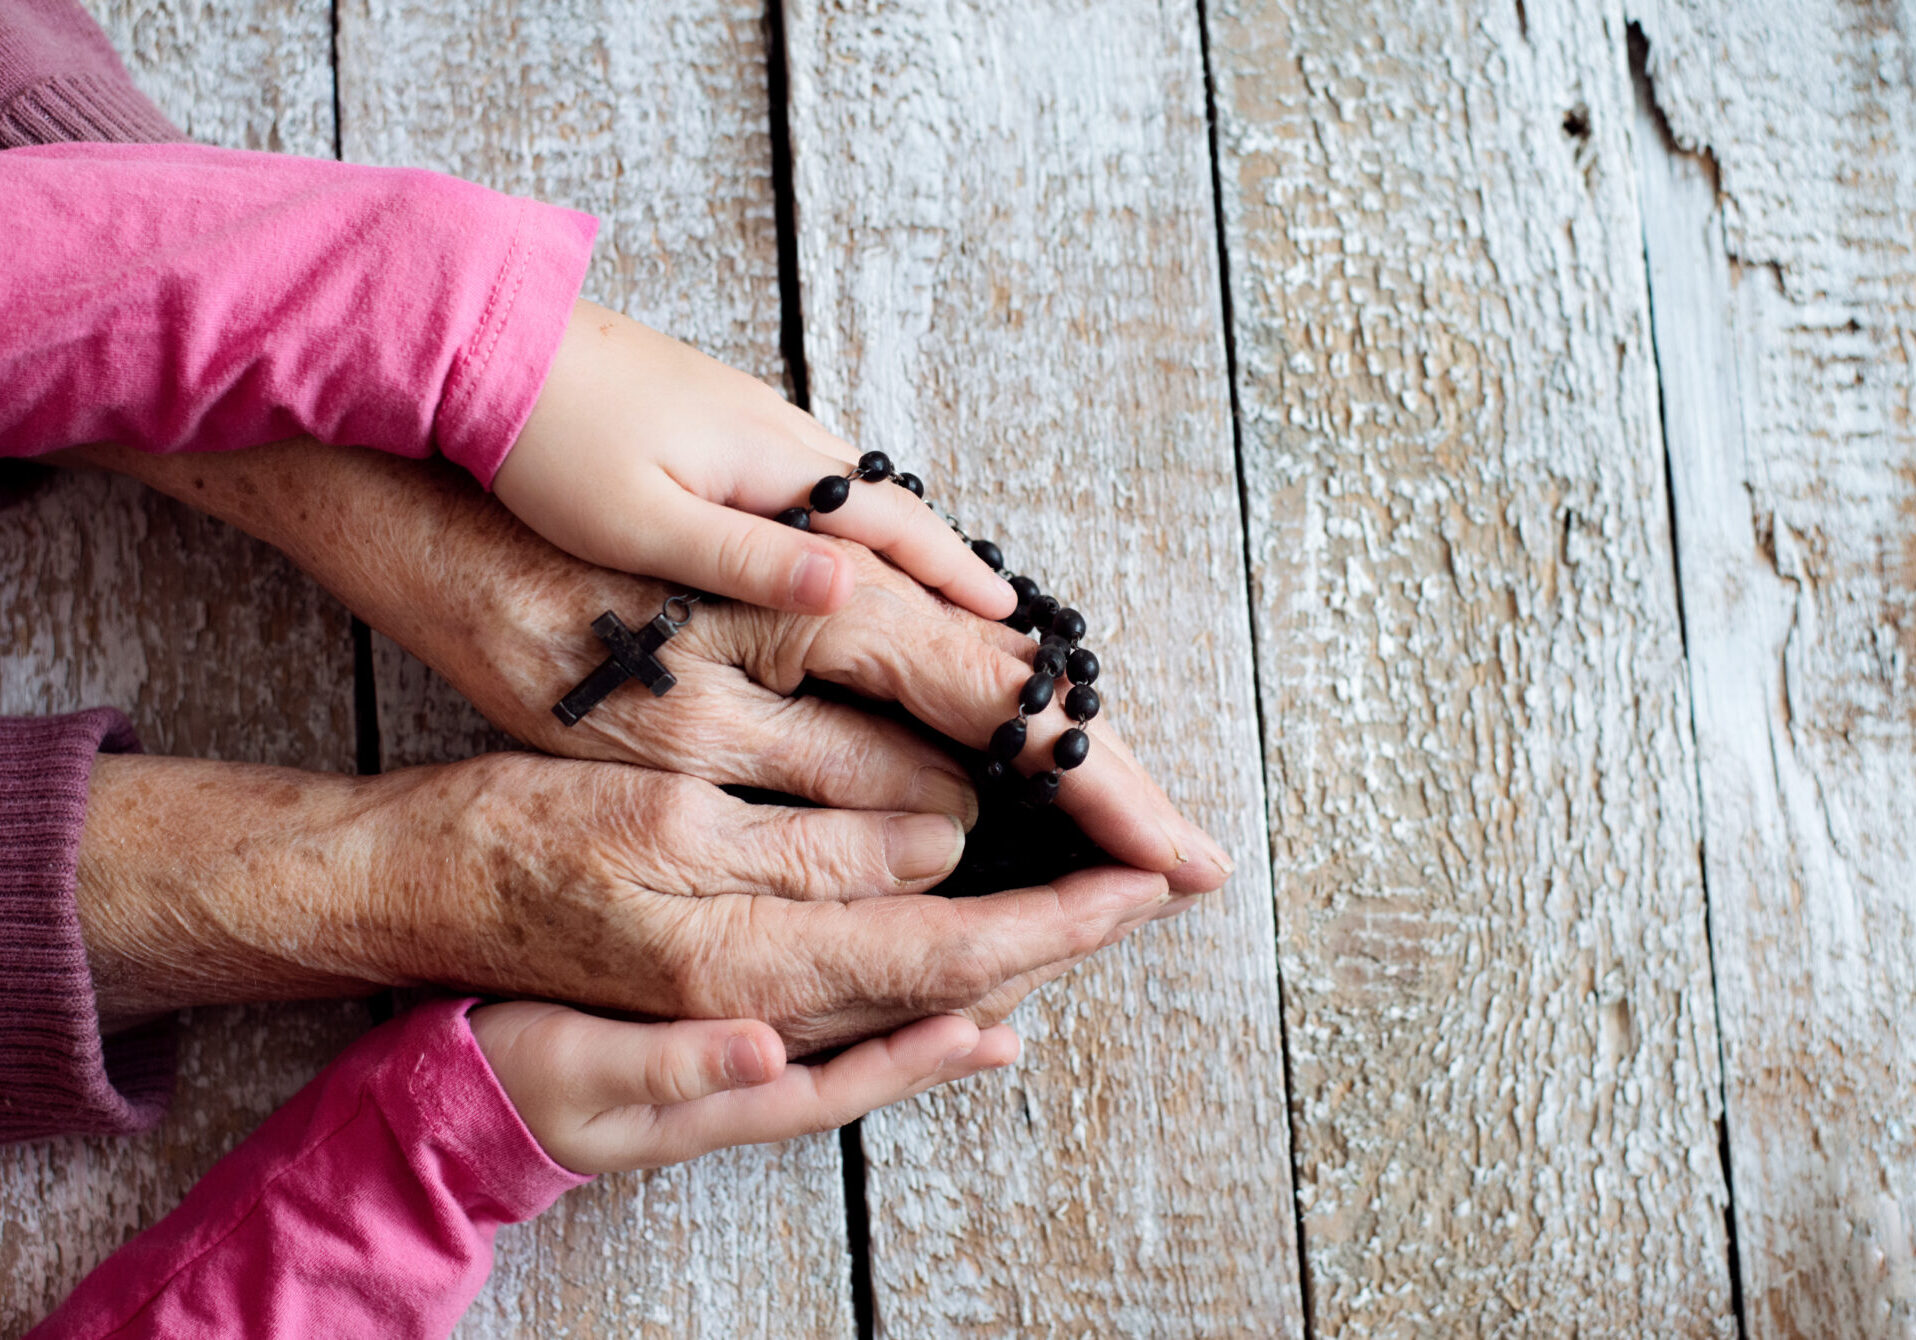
[0,0,184,149]
[0,709,175,1143]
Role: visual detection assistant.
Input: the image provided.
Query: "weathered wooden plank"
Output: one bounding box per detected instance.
[784,3,1299,1334]
[1209,0,1735,1329]
[0,5,361,1332]
[1630,3,1916,1332]
[335,4,855,1335]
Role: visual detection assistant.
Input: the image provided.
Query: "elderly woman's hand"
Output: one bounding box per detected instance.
[67,440,1232,893]
[77,750,1178,1051]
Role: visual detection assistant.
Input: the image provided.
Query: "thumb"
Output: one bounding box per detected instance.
[647,495,855,613]
[587,1016,789,1111]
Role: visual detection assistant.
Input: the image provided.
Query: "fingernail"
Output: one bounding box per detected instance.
[725,1034,771,1086]
[910,766,980,830]
[791,552,838,609]
[942,1043,978,1067]
[1165,818,1234,883]
[1211,841,1237,878]
[885,812,965,881]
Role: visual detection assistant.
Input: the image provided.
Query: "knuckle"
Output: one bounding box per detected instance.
[777,815,885,897]
[1063,908,1109,959]
[903,936,998,1013]
[642,1045,703,1107]
[712,523,780,597]
[763,707,905,805]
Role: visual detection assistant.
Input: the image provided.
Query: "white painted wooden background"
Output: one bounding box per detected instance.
[1,0,1911,1335]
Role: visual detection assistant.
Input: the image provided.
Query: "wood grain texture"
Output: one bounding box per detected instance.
[1209,0,1734,1330]
[335,4,856,1335]
[1631,2,1916,1332]
[0,7,362,1332]
[784,2,1300,1333]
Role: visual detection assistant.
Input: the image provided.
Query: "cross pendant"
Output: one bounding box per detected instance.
[552,610,680,726]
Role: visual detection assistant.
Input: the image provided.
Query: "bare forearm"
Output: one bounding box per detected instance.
[58,439,639,751]
[75,753,400,1027]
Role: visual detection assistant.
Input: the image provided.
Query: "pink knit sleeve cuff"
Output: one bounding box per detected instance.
[0,0,184,148]
[0,708,174,1143]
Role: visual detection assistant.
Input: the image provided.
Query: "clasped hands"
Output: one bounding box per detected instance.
[63,300,1230,1172]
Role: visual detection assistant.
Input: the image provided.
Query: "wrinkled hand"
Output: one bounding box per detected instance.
[374,751,1179,1051]
[494,300,1015,619]
[77,751,1180,1051]
[71,441,1231,893]
[472,1003,1019,1175]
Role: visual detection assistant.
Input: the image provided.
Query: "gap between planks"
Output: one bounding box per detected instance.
[1192,0,1315,1332]
[1626,21,1749,1337]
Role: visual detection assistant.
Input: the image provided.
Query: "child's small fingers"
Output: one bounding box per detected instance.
[805,480,1019,621]
[583,1017,787,1111]
[711,437,1016,621]
[650,497,855,614]
[639,1015,1009,1164]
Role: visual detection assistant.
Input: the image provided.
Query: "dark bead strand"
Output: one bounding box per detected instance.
[1018,673,1054,715]
[1033,642,1067,679]
[1054,727,1090,771]
[777,453,1101,805]
[987,717,1028,762]
[984,715,1028,781]
[810,474,852,513]
[1065,683,1100,723]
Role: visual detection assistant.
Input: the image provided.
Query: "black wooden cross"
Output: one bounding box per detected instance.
[552,611,680,726]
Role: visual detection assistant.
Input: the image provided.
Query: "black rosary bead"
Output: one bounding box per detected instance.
[1050,607,1087,643]
[857,450,893,479]
[1028,595,1060,631]
[775,506,812,530]
[1065,683,1100,722]
[1019,673,1055,715]
[988,718,1028,762]
[810,475,853,512]
[1033,642,1067,679]
[895,472,925,497]
[971,539,1004,571]
[1066,647,1099,685]
[1008,574,1041,605]
[1028,770,1062,806]
[1053,728,1090,771]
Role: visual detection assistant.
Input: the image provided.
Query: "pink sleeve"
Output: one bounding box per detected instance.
[0,142,597,488]
[26,997,591,1339]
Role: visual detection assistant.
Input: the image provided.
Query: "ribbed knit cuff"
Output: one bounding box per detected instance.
[0,71,184,148]
[0,708,175,1143]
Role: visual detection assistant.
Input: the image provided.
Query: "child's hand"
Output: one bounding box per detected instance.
[470,1001,1020,1175]
[493,300,1019,619]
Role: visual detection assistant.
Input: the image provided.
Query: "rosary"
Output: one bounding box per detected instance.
[552,452,1102,806]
